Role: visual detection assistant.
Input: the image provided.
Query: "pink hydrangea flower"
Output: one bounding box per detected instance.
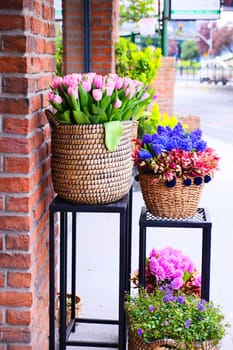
[145,246,201,295]
[171,277,183,290]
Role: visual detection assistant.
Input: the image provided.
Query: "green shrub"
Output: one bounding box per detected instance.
[55,36,63,76]
[115,37,162,85]
[138,103,180,138]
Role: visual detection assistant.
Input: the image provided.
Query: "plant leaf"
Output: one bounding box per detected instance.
[54,110,73,124]
[100,95,111,111]
[183,271,192,282]
[78,84,89,108]
[104,121,123,151]
[73,109,90,124]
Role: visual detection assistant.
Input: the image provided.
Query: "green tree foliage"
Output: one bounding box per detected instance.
[181,40,200,61]
[120,0,155,24]
[115,37,162,85]
[55,36,63,76]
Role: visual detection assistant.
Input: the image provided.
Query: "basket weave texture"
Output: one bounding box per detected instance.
[139,173,204,219]
[49,118,133,204]
[56,294,82,327]
[128,332,220,350]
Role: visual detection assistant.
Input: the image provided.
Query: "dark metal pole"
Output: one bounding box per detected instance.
[84,0,90,72]
[162,0,169,56]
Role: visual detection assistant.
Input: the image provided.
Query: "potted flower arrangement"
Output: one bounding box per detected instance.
[133,122,220,218]
[56,293,82,327]
[132,246,201,297]
[125,288,229,350]
[46,72,155,204]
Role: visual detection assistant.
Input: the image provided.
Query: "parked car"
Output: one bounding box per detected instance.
[200,59,233,85]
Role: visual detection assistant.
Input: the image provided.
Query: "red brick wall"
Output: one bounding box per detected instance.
[63,0,119,75]
[0,0,55,348]
[90,0,119,74]
[62,0,84,74]
[152,57,176,116]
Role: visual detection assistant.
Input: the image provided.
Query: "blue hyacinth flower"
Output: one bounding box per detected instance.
[138,149,153,160]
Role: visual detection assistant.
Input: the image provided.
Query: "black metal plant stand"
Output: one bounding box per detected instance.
[49,189,132,349]
[138,207,212,301]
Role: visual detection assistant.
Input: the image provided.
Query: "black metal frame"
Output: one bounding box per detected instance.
[138,207,212,301]
[49,189,132,349]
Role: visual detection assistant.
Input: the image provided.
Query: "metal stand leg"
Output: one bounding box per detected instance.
[59,212,68,349]
[139,226,146,288]
[201,226,212,301]
[71,212,77,332]
[119,209,127,350]
[49,211,55,350]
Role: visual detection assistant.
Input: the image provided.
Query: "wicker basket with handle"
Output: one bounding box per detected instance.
[46,110,133,204]
[128,331,221,350]
[56,293,82,327]
[139,173,204,219]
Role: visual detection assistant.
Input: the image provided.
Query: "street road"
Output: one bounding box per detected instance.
[173,83,233,143]
[174,82,233,349]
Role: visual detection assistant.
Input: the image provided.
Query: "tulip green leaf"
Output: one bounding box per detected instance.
[100,95,111,111]
[51,101,64,113]
[78,84,89,108]
[73,109,90,124]
[104,121,123,151]
[91,104,102,115]
[121,108,132,120]
[55,110,72,124]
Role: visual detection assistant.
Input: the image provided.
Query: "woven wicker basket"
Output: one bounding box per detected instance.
[132,120,139,140]
[128,332,220,350]
[46,110,133,204]
[56,294,82,327]
[139,173,204,219]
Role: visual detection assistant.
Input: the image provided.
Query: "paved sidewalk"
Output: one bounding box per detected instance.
[65,135,233,349]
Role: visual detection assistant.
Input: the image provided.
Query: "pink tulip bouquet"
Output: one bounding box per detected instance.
[47,73,155,151]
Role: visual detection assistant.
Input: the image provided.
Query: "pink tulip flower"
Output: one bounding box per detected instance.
[115,77,124,89]
[81,80,92,92]
[48,91,55,101]
[125,87,135,99]
[93,75,103,89]
[105,85,114,96]
[68,87,78,99]
[92,89,103,101]
[113,99,122,108]
[141,92,150,101]
[48,91,62,104]
[52,77,63,89]
[53,95,63,104]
